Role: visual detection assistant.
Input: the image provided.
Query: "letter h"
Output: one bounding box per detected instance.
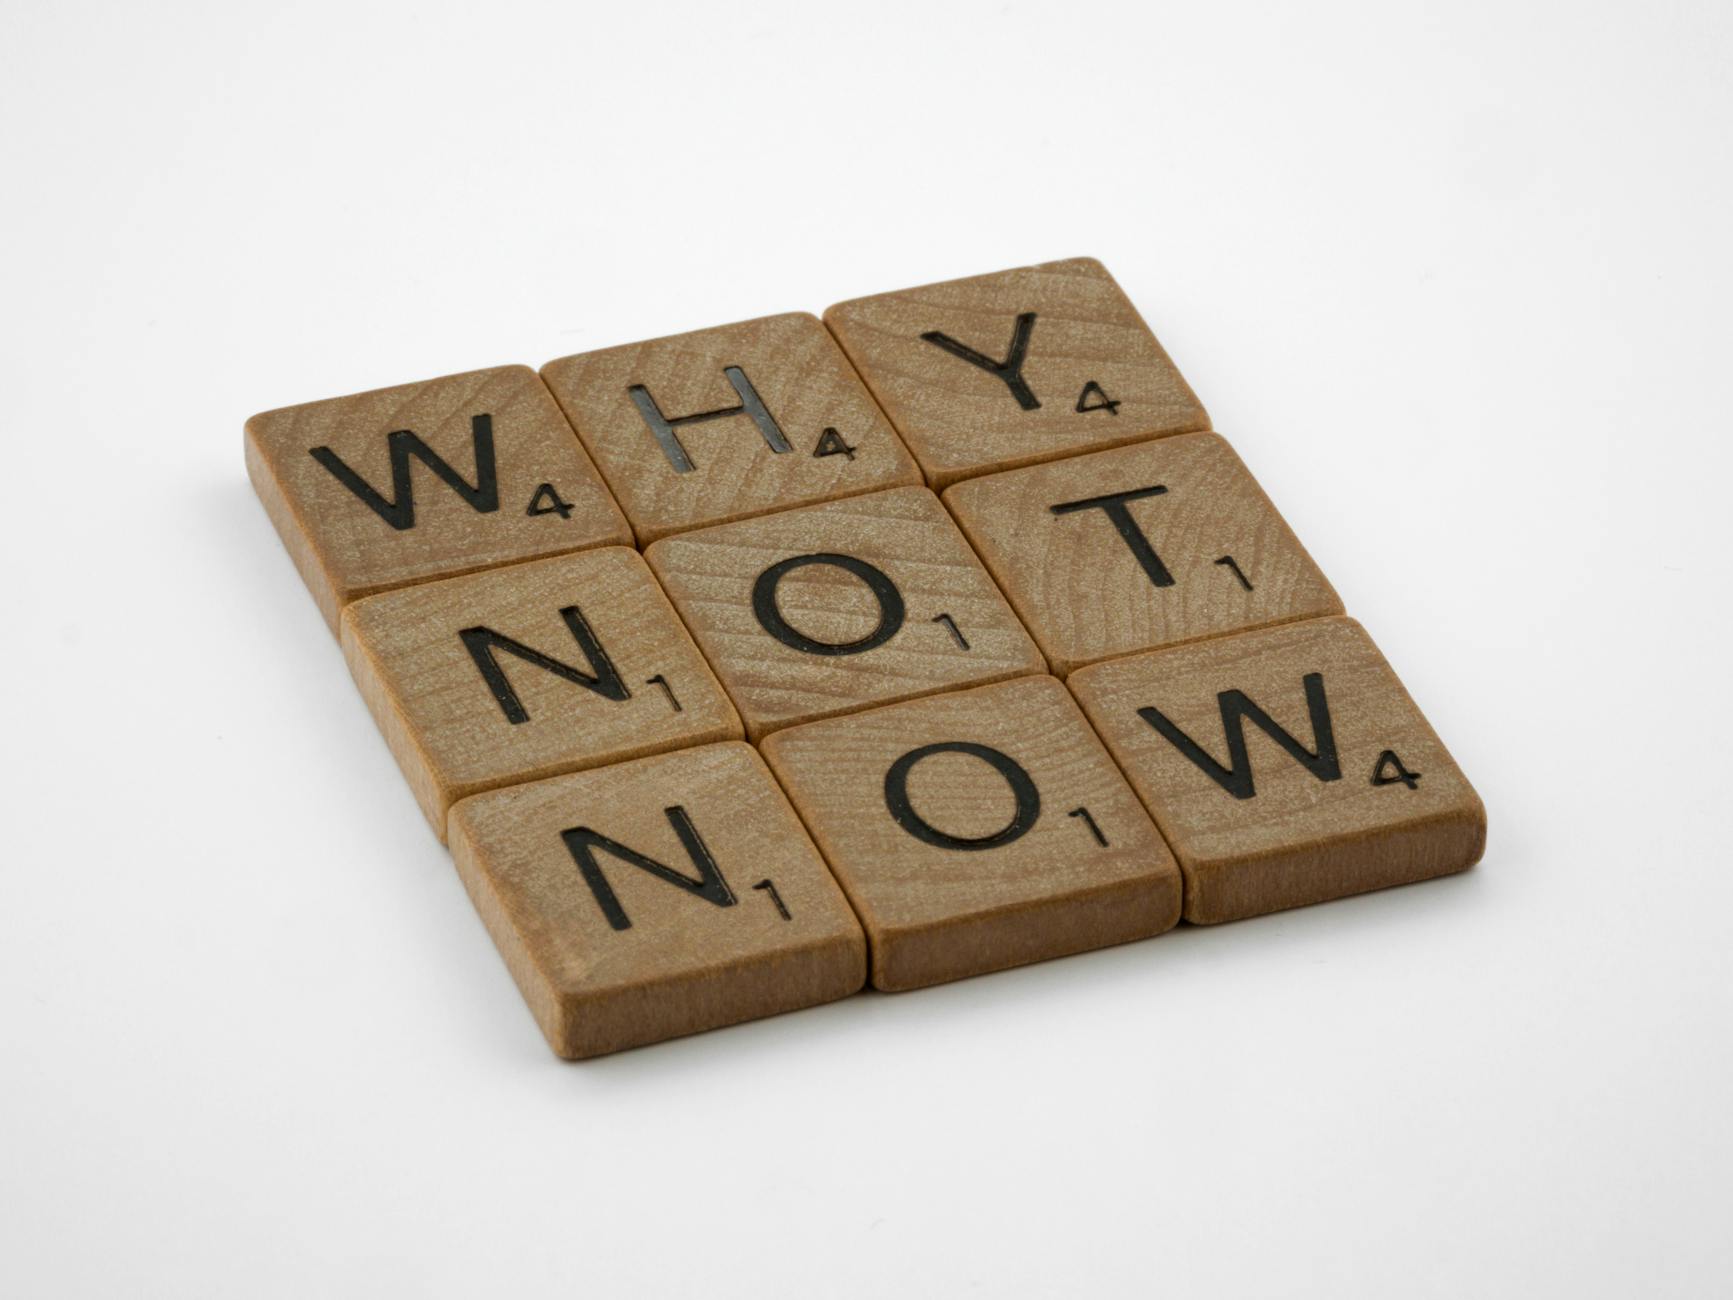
[627,366,792,473]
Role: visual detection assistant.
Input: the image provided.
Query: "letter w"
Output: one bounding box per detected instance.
[561,807,736,931]
[1137,672,1341,800]
[310,414,499,531]
[459,605,630,724]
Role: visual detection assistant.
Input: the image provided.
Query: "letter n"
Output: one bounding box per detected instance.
[459,605,630,724]
[561,806,736,931]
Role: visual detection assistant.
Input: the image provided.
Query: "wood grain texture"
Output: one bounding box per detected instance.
[245,365,631,633]
[341,547,739,840]
[1068,617,1485,924]
[644,486,1046,740]
[943,432,1343,675]
[541,313,921,544]
[760,676,1180,991]
[823,257,1209,488]
[448,743,866,1059]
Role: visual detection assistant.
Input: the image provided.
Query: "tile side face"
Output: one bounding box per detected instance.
[448,743,866,1058]
[246,365,631,631]
[341,547,740,839]
[761,675,1181,990]
[825,257,1209,487]
[542,312,921,543]
[944,432,1343,674]
[645,487,1046,738]
[1068,617,1485,923]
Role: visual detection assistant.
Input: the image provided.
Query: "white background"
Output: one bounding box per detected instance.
[3,1,1730,1295]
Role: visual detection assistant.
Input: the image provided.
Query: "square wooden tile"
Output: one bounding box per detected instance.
[1068,617,1485,924]
[540,313,921,544]
[246,365,631,633]
[942,432,1343,676]
[759,676,1181,991]
[824,257,1210,488]
[644,487,1046,740]
[341,547,739,839]
[448,743,866,1059]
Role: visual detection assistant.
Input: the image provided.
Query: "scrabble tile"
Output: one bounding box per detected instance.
[448,743,866,1058]
[246,365,631,633]
[759,676,1181,991]
[824,257,1209,488]
[341,547,739,839]
[541,313,922,544]
[1068,617,1485,924]
[644,487,1046,740]
[943,432,1343,676]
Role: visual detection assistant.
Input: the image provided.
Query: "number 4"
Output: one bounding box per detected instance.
[1075,381,1120,416]
[1371,750,1421,789]
[813,428,856,460]
[526,483,573,518]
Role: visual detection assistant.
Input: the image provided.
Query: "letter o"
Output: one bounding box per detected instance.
[751,552,905,656]
[882,741,1041,851]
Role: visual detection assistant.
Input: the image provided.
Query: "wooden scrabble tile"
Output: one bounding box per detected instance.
[540,313,922,544]
[942,432,1343,676]
[246,365,631,633]
[824,257,1210,488]
[644,487,1046,740]
[448,743,866,1058]
[759,676,1181,991]
[341,547,739,839]
[1068,617,1485,924]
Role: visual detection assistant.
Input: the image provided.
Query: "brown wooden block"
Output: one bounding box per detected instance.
[540,313,922,544]
[341,547,739,840]
[246,365,631,633]
[824,257,1210,488]
[448,743,866,1058]
[759,676,1181,991]
[1068,617,1485,924]
[644,487,1046,740]
[942,432,1343,676]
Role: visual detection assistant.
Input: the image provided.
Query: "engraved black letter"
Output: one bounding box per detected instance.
[459,605,630,724]
[628,367,792,473]
[1049,485,1174,589]
[310,414,499,532]
[883,741,1041,850]
[751,553,905,656]
[561,806,735,932]
[1137,672,1340,800]
[920,312,1041,410]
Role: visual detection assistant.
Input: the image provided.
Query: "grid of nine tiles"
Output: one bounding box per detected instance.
[246,256,1486,1059]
